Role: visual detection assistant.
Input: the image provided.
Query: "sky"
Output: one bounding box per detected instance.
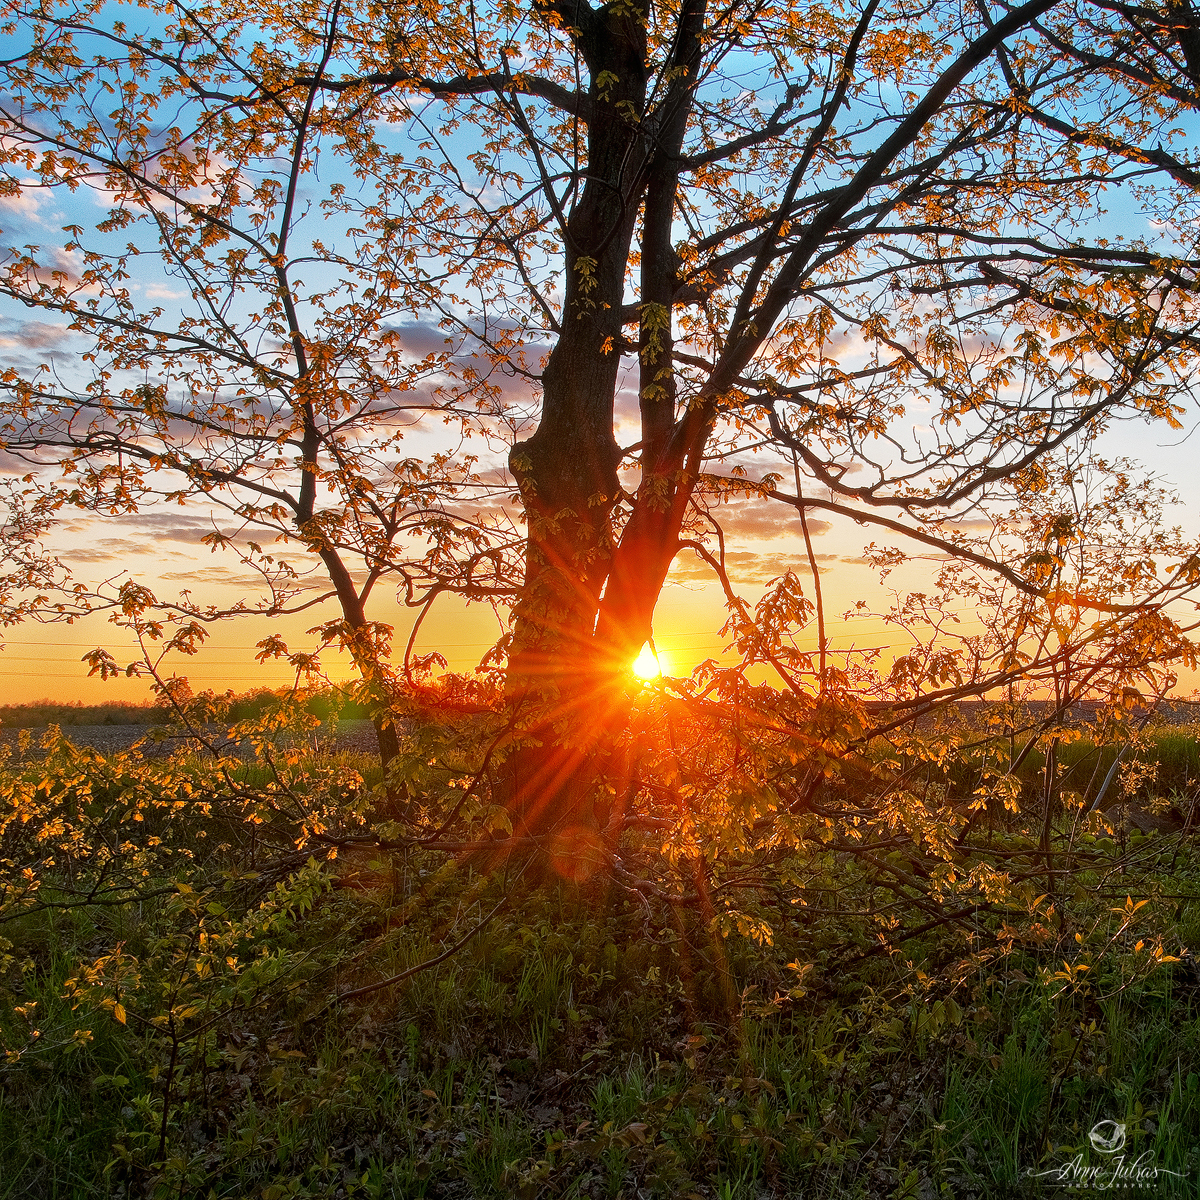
[3,2,1200,708]
[3,421,1197,706]
[0,491,882,704]
[0,182,973,704]
[2,272,1198,706]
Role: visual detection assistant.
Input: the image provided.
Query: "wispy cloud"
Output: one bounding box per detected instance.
[705,498,831,540]
[669,547,832,585]
[0,319,74,350]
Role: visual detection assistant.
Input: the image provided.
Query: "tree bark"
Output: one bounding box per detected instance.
[503,0,709,856]
[503,0,651,848]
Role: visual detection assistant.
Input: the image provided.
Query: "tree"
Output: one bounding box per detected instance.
[2,0,1199,848]
[0,0,525,765]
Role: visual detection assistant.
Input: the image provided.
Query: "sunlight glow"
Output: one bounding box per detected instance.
[631,642,664,680]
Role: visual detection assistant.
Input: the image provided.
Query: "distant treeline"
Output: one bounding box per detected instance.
[0,687,373,728]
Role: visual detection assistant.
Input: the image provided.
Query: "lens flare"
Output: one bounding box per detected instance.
[631,642,663,680]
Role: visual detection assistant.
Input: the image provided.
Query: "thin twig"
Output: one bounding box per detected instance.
[334,885,518,1003]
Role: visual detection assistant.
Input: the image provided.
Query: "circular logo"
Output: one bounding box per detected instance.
[1088,1120,1126,1154]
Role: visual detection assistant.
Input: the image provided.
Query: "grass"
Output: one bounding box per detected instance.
[2,717,1200,1198]
[900,710,1200,814]
[6,877,1199,1198]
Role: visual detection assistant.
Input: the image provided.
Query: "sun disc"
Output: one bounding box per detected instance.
[631,643,662,680]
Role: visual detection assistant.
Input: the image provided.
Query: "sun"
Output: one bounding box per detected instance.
[631,642,664,681]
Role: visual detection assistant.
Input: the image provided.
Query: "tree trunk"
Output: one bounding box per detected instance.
[500,0,710,861]
[313,544,401,769]
[502,1,651,851]
[296,362,402,771]
[504,291,628,849]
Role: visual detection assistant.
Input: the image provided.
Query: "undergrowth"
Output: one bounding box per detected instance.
[1,705,1199,1198]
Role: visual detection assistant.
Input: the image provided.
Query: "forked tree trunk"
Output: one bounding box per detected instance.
[503,453,691,863]
[504,292,627,855]
[500,0,653,857]
[498,0,711,864]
